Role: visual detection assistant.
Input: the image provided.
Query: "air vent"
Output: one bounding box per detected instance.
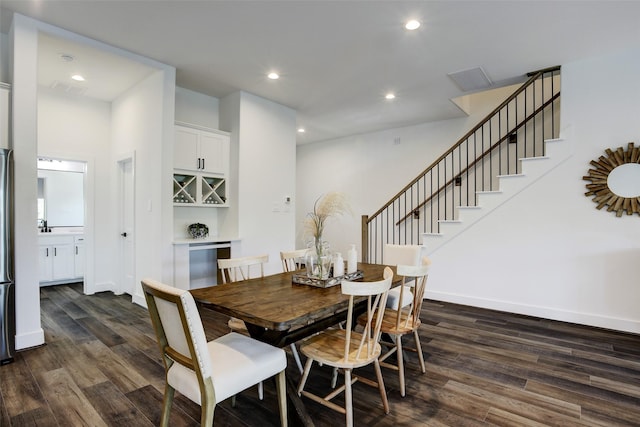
[50,81,87,96]
[448,67,492,92]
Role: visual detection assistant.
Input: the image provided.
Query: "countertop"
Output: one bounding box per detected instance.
[173,236,240,245]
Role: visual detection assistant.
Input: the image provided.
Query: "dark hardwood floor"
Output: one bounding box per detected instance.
[1,283,640,426]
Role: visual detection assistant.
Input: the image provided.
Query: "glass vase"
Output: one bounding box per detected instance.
[305,238,331,279]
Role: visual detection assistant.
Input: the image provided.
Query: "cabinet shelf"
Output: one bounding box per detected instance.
[173,172,227,207]
[173,174,197,204]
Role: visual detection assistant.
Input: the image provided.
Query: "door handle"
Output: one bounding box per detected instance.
[121,232,127,237]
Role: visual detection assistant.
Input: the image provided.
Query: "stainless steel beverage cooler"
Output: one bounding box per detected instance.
[0,148,14,365]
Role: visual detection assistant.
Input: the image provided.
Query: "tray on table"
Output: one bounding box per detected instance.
[292,270,364,288]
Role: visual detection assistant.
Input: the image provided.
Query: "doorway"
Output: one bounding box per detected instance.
[118,156,135,296]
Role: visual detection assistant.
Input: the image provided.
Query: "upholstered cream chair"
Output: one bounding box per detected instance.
[374,257,430,397]
[383,244,423,310]
[141,278,287,426]
[297,267,393,427]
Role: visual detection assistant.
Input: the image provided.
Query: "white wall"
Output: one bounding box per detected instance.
[296,92,508,258]
[299,47,640,334]
[175,86,219,129]
[37,88,111,292]
[0,32,9,83]
[222,91,297,275]
[10,14,43,349]
[427,46,640,333]
[111,69,175,305]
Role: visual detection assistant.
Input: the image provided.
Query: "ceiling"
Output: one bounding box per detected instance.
[2,1,640,145]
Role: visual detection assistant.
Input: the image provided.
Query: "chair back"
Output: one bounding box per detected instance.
[394,257,431,329]
[383,244,422,267]
[341,267,393,362]
[218,254,268,283]
[141,278,212,387]
[280,248,308,272]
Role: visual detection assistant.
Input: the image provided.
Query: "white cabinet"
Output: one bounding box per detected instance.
[39,234,84,285]
[174,123,230,208]
[74,236,85,278]
[174,123,229,175]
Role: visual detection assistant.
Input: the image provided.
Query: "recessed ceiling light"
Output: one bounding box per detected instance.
[385,93,396,100]
[71,74,85,82]
[405,20,421,30]
[267,72,280,80]
[297,128,305,133]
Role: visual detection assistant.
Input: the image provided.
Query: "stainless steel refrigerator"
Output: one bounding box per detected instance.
[0,148,14,365]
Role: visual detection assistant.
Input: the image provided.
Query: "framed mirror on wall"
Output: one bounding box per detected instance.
[583,142,640,217]
[37,158,86,227]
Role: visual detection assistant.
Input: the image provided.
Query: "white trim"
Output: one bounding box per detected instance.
[424,290,640,335]
[15,328,44,350]
[175,120,230,136]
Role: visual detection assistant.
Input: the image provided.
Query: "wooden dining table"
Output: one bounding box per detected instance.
[190,262,397,348]
[190,262,398,426]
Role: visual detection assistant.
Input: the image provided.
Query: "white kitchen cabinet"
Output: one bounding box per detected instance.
[174,123,229,175]
[39,234,84,285]
[74,236,85,278]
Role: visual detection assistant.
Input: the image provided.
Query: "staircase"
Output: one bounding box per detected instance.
[362,66,562,264]
[422,136,571,254]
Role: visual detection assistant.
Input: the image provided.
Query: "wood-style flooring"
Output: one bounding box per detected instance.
[1,283,640,426]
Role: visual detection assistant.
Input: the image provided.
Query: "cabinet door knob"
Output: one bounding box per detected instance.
[121,232,127,237]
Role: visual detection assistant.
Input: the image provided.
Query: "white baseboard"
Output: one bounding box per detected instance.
[424,290,640,335]
[132,293,147,308]
[15,328,45,351]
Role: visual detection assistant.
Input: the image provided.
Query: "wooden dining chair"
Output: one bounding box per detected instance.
[141,278,288,427]
[279,249,310,374]
[383,244,423,310]
[280,248,308,272]
[218,254,270,398]
[374,257,430,397]
[297,267,393,427]
[218,254,269,284]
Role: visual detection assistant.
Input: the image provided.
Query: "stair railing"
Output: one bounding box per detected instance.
[362,66,561,263]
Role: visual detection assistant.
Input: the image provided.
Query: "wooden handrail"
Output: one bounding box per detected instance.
[367,66,560,222]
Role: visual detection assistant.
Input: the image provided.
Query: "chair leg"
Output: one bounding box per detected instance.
[290,343,304,374]
[200,398,215,426]
[396,335,406,397]
[414,329,426,373]
[275,371,288,427]
[373,358,390,414]
[330,367,339,388]
[160,383,174,427]
[344,368,353,427]
[297,357,314,395]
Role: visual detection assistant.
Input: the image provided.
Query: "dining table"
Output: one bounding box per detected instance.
[190,262,398,348]
[190,262,398,426]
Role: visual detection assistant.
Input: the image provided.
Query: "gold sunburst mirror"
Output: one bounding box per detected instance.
[583,142,640,217]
